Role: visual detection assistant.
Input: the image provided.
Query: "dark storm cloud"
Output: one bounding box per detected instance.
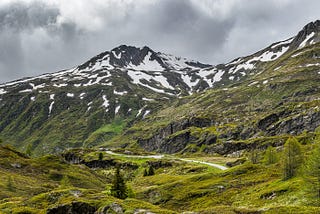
[0,1,82,82]
[0,31,23,79]
[0,1,59,31]
[0,0,319,83]
[133,0,236,55]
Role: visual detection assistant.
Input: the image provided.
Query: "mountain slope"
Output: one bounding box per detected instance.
[110,20,320,154]
[0,20,319,155]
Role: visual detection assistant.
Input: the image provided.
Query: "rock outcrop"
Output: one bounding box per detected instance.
[47,202,97,214]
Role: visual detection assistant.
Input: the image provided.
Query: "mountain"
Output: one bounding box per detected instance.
[0,20,319,155]
[119,20,320,154]
[1,20,320,214]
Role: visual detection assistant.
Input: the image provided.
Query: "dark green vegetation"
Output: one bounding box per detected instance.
[110,167,128,199]
[0,21,320,212]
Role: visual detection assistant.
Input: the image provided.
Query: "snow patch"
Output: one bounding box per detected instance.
[136,107,146,117]
[129,51,163,71]
[181,74,199,89]
[30,83,45,90]
[83,75,110,87]
[49,101,54,115]
[213,70,225,83]
[248,81,259,86]
[112,51,121,59]
[79,93,86,99]
[274,66,282,71]
[53,83,68,88]
[67,93,74,97]
[301,63,320,67]
[102,95,109,111]
[143,110,151,118]
[142,97,154,102]
[127,70,174,95]
[30,96,35,101]
[115,105,120,114]
[299,32,315,48]
[114,90,127,95]
[230,61,255,74]
[50,94,55,100]
[0,88,6,95]
[19,89,33,93]
[197,68,215,78]
[291,51,305,58]
[253,46,289,62]
[263,80,269,84]
[271,37,293,49]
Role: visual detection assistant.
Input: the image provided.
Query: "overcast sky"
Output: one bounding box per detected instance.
[0,0,319,83]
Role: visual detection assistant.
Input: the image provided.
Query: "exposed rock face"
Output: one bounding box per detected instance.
[62,151,138,169]
[62,152,83,164]
[226,158,246,167]
[46,202,97,214]
[290,20,320,49]
[83,159,117,169]
[147,160,173,169]
[203,141,248,155]
[137,117,211,153]
[257,113,280,131]
[96,202,124,214]
[266,110,320,136]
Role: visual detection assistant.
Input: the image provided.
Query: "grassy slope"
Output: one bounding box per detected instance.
[1,140,320,213]
[0,145,174,213]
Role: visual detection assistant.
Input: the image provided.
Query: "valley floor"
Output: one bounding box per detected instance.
[1,145,320,213]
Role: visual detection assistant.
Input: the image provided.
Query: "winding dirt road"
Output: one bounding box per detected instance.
[105,150,228,170]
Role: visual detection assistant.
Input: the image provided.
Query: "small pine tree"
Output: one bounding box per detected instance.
[304,142,320,203]
[110,167,128,199]
[249,149,259,164]
[99,152,103,161]
[264,146,278,165]
[7,176,14,191]
[282,137,302,180]
[148,165,155,176]
[143,168,148,177]
[60,175,71,188]
[25,144,32,157]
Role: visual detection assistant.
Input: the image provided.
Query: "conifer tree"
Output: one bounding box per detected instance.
[7,176,14,191]
[304,142,320,203]
[60,175,71,188]
[264,146,278,165]
[249,149,259,164]
[143,168,148,177]
[110,167,128,199]
[99,152,103,161]
[25,144,32,157]
[148,165,155,176]
[282,137,302,180]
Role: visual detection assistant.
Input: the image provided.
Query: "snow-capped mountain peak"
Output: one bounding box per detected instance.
[77,45,211,72]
